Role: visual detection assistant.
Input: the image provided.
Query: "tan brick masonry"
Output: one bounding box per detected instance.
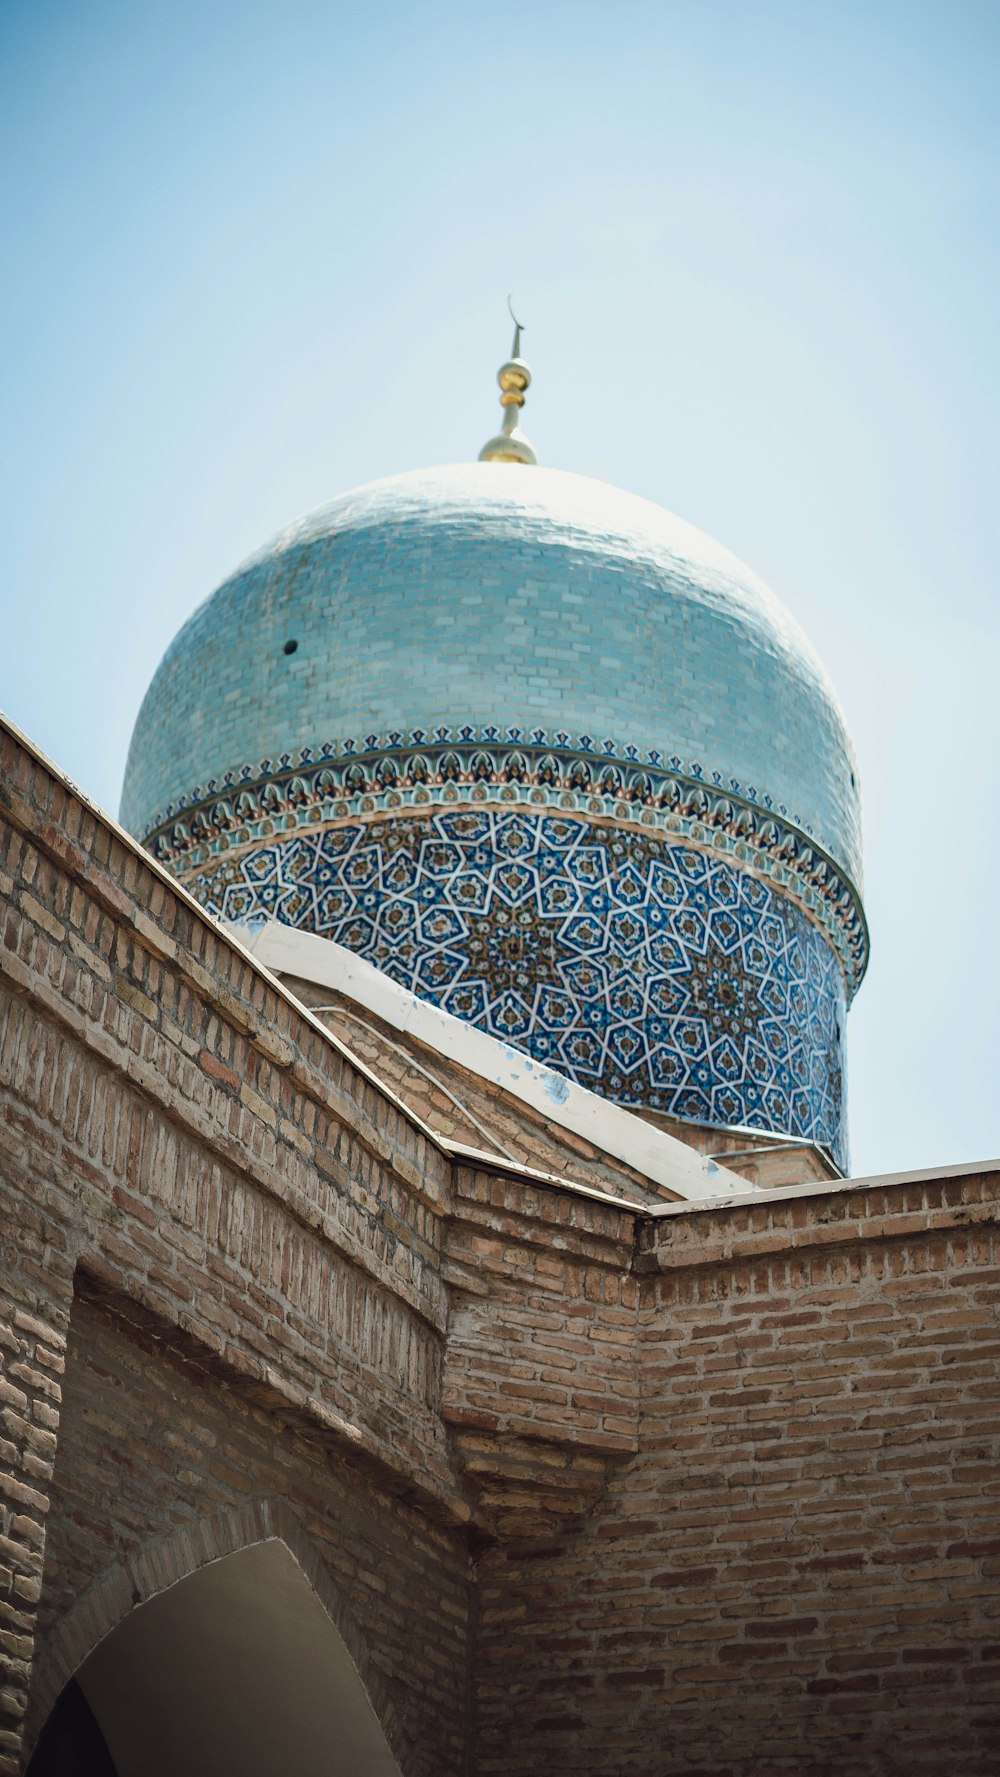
[1,715,997,1775]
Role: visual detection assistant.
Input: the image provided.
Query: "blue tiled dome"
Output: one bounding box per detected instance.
[121,463,861,889]
[122,462,867,1167]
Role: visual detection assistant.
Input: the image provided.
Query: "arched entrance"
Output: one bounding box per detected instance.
[29,1540,404,1776]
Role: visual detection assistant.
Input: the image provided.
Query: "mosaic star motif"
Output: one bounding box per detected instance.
[195,809,848,1165]
[147,729,868,995]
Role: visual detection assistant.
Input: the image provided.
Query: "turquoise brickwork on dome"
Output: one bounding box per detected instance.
[121,463,862,891]
[121,459,867,1167]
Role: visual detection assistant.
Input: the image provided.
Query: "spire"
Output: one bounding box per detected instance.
[478,299,537,466]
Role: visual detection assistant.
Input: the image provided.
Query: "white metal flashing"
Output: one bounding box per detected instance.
[644,1154,1000,1217]
[235,919,753,1203]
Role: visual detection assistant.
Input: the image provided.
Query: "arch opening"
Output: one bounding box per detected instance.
[29,1540,403,1777]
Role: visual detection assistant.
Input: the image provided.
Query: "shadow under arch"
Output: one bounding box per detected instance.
[28,1499,409,1777]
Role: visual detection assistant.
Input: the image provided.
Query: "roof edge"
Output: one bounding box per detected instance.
[235,918,754,1203]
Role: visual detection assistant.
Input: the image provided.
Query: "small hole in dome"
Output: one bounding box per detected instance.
[850,771,856,787]
[283,639,298,656]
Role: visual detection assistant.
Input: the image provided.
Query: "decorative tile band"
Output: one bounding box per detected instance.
[144,731,868,996]
[190,807,850,1169]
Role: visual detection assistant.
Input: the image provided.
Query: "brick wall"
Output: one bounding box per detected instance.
[31,1291,470,1774]
[0,1268,69,1775]
[0,721,476,1773]
[2,716,999,1776]
[472,1172,1000,1775]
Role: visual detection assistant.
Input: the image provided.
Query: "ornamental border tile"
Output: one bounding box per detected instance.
[143,732,868,997]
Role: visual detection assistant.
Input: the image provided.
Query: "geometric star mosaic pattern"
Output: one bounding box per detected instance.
[195,809,848,1168]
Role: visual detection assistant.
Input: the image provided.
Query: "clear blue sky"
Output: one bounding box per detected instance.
[2,0,998,1177]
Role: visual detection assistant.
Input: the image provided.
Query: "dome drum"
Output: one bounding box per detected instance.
[190,805,850,1167]
[142,728,867,995]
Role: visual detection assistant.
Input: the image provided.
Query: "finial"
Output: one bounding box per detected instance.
[478,298,537,466]
[507,293,525,363]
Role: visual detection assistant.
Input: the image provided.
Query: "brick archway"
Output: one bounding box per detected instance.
[28,1499,410,1776]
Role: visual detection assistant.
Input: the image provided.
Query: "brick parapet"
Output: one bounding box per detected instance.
[285,974,676,1207]
[0,723,449,1200]
[639,1167,1000,1276]
[0,724,467,1521]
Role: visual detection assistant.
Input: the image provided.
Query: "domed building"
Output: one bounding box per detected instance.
[12,330,996,1777]
[121,326,867,1171]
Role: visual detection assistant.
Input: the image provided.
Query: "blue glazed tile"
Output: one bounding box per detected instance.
[195,807,849,1167]
[121,464,863,894]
